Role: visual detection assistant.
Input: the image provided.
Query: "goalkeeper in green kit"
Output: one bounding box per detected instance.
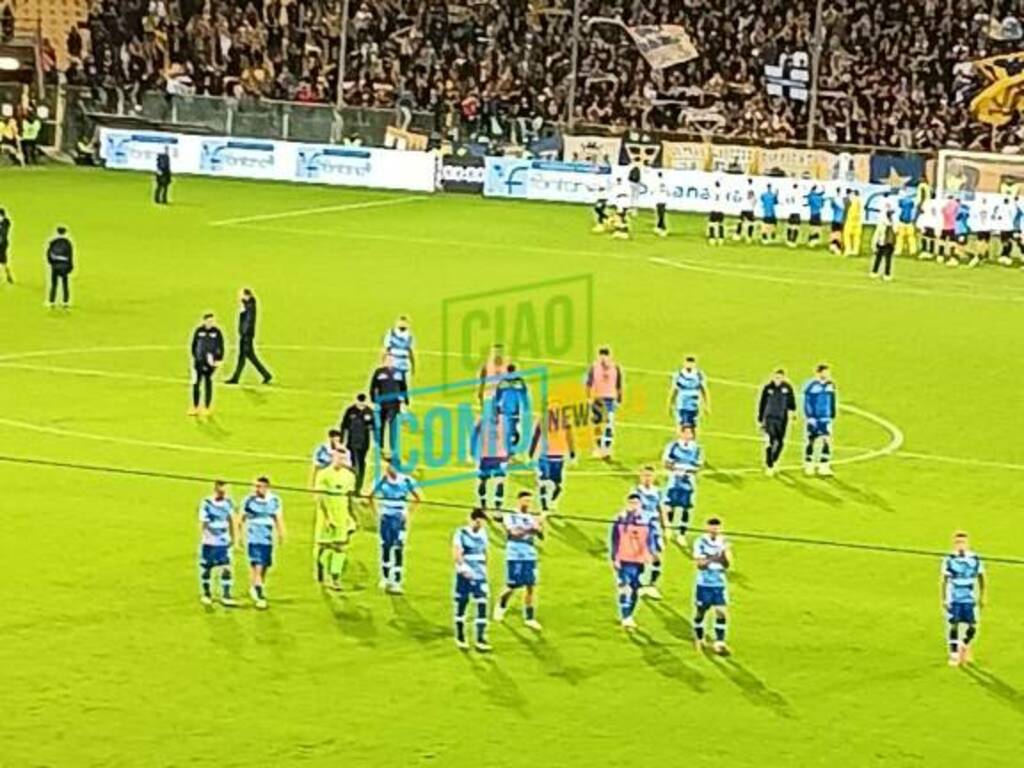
[315,449,358,591]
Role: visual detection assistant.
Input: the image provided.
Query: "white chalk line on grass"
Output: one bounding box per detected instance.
[207,196,426,227]
[220,221,1024,304]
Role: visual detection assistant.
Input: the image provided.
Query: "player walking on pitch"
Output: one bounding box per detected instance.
[369,458,421,594]
[803,364,837,476]
[198,481,239,607]
[693,517,732,656]
[586,346,623,460]
[942,531,986,666]
[242,476,285,610]
[494,490,544,631]
[609,493,657,630]
[314,450,357,591]
[452,508,492,651]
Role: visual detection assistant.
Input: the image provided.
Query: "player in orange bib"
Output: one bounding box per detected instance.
[609,493,657,630]
[477,344,507,408]
[529,399,577,512]
[585,346,623,460]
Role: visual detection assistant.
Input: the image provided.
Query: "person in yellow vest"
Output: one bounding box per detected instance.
[585,346,623,460]
[20,112,42,165]
[0,116,22,165]
[843,189,865,256]
[609,493,657,630]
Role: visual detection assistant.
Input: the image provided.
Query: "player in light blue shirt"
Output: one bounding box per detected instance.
[242,476,285,609]
[806,185,826,246]
[634,465,667,600]
[662,425,703,546]
[495,363,531,458]
[452,508,491,651]
[941,531,986,666]
[369,460,421,594]
[802,363,837,476]
[494,490,544,631]
[668,355,710,429]
[693,517,731,655]
[198,480,239,607]
[828,190,848,254]
[382,314,416,376]
[760,185,779,244]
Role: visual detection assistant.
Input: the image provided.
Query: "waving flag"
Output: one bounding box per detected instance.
[970,51,1024,126]
[626,25,699,70]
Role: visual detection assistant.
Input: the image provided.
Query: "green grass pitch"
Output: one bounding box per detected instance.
[1,166,1023,767]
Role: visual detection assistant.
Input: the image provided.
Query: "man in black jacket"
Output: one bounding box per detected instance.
[155,148,172,204]
[225,288,272,384]
[339,393,376,493]
[757,368,797,476]
[190,312,225,416]
[45,226,73,308]
[368,355,409,454]
[0,208,12,283]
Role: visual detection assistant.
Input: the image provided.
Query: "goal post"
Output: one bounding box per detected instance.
[936,149,1024,204]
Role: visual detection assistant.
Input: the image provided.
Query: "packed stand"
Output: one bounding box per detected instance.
[64,0,1024,150]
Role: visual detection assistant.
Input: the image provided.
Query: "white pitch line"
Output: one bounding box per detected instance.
[208,195,425,227]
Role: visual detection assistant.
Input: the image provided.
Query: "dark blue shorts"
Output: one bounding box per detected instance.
[454,575,488,601]
[695,585,727,608]
[948,602,976,624]
[667,484,695,509]
[507,560,538,588]
[478,457,508,479]
[248,543,273,568]
[200,544,231,568]
[538,456,564,484]
[806,419,832,439]
[677,408,698,427]
[616,562,644,589]
[591,398,617,425]
[379,514,406,549]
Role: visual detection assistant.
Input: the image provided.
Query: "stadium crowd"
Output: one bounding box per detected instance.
[65,0,1023,149]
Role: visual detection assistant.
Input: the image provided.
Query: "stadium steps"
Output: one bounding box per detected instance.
[10,0,89,66]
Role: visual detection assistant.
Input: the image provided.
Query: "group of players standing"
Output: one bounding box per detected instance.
[591,169,1024,282]
[194,318,988,667]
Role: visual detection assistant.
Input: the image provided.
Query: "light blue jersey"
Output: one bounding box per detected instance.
[829,197,846,225]
[898,196,917,224]
[663,439,702,488]
[199,495,235,546]
[384,328,415,373]
[694,534,729,588]
[633,483,664,521]
[672,367,705,412]
[242,492,282,546]
[373,474,418,517]
[761,189,778,218]
[454,526,489,581]
[943,551,984,604]
[807,188,825,217]
[503,512,540,562]
[312,441,333,470]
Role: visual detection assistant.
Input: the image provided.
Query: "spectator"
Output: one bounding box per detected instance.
[1,3,14,44]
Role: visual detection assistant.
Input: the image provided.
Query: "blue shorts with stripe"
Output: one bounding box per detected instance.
[537,456,564,484]
[247,543,273,568]
[616,562,644,589]
[667,484,695,509]
[695,585,727,608]
[506,559,538,587]
[947,601,976,624]
[677,408,699,427]
[478,457,508,479]
[379,514,407,548]
[806,418,832,439]
[200,544,231,568]
[454,575,489,600]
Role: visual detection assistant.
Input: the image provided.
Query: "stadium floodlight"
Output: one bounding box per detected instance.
[0,56,21,71]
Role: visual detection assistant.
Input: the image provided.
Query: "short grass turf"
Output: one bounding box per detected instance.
[1,166,1023,768]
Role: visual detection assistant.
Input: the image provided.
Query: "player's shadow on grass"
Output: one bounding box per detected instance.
[647,600,693,642]
[195,417,232,441]
[962,666,1024,717]
[703,460,744,489]
[628,630,708,693]
[319,590,378,647]
[504,624,590,686]
[829,477,895,513]
[386,595,450,645]
[547,518,606,560]
[237,385,269,407]
[778,473,844,507]
[461,654,530,717]
[709,656,793,719]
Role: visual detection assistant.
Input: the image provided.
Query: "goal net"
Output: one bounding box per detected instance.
[936,149,1024,205]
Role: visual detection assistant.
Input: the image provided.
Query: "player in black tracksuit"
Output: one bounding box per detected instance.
[757,368,797,475]
[190,313,225,415]
[225,288,272,384]
[339,393,376,493]
[46,227,74,307]
[155,149,172,204]
[368,357,409,455]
